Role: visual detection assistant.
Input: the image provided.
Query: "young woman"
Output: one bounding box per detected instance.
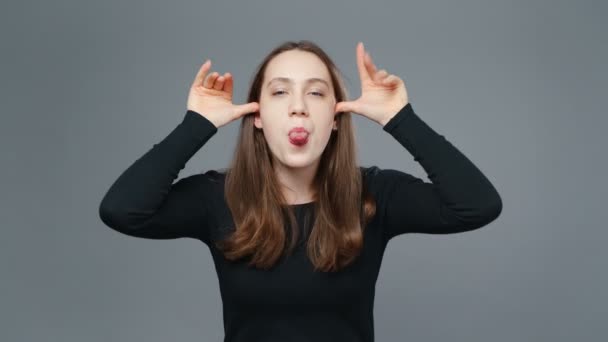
[99,40,502,342]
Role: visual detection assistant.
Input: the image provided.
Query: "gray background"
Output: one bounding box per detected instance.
[1,0,606,341]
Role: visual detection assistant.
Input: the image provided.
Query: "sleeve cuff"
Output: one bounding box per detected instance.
[382,102,415,134]
[183,110,219,137]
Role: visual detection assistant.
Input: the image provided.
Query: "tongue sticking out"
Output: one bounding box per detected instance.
[289,132,309,145]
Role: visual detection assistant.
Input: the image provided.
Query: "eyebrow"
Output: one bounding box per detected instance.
[266,77,330,88]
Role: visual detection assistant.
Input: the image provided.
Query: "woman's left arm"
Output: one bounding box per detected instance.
[337,42,502,241]
[370,103,502,241]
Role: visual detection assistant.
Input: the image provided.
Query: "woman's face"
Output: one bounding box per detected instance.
[254,50,337,170]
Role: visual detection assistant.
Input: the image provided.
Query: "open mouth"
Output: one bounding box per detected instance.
[288,132,309,146]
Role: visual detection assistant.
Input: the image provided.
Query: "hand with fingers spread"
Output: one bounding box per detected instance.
[187,59,260,128]
[334,42,409,127]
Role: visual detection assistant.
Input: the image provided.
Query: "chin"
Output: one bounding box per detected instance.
[279,154,318,169]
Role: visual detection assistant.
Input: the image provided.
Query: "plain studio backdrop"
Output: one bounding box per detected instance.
[1,0,606,341]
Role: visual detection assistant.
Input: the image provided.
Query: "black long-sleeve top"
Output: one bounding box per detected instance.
[98,102,502,342]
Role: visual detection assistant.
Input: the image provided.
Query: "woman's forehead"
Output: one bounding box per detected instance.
[266,51,331,82]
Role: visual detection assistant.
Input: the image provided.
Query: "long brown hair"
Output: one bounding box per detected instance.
[215,40,376,272]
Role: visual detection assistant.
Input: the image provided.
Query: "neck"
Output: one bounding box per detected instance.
[274,159,319,205]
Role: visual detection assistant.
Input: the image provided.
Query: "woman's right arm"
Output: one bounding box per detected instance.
[98,110,219,243]
[99,58,259,243]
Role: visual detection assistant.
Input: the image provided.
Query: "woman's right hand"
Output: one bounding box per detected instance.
[187,59,259,128]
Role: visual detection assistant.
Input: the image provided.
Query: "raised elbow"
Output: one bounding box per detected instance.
[456,194,503,231]
[479,194,503,226]
[98,198,130,231]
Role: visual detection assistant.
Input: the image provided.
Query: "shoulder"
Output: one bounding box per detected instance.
[360,165,380,178]
[188,168,228,183]
[202,168,228,183]
[360,165,418,180]
[360,165,407,182]
[173,169,227,194]
[359,165,422,193]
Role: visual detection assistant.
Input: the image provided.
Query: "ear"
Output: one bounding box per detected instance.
[332,119,338,131]
[254,112,262,129]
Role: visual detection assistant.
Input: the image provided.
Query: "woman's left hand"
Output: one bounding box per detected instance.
[335,42,409,127]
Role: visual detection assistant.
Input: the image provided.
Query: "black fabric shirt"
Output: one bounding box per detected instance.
[98,102,502,342]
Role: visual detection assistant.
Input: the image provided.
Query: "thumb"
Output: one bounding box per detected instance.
[335,100,359,114]
[234,102,260,117]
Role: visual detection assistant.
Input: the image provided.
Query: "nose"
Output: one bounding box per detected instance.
[290,108,308,117]
[290,96,308,117]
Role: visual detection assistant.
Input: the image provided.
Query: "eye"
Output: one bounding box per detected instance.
[271,90,324,97]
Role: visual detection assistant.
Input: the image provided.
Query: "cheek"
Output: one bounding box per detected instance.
[259,117,284,142]
[318,112,336,129]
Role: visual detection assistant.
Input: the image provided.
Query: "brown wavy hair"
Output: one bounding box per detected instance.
[215,40,377,272]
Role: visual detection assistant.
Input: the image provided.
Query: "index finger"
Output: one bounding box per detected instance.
[356,42,372,84]
[192,59,211,87]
